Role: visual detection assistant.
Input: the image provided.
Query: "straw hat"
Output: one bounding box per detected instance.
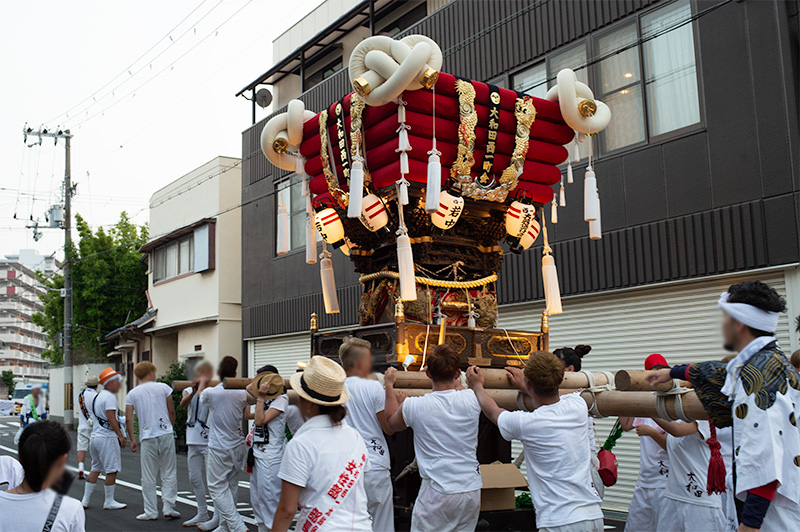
[99,367,122,386]
[85,375,100,386]
[253,371,284,401]
[289,356,349,406]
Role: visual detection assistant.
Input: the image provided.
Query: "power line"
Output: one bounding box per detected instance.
[45,0,216,125]
[70,0,256,129]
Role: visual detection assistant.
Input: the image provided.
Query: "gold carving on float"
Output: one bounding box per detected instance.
[414,332,466,354]
[487,335,534,358]
[578,99,597,117]
[348,94,371,188]
[353,76,371,96]
[420,68,439,89]
[451,79,478,183]
[318,109,349,206]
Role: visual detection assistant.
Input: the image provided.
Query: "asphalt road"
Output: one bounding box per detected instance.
[0,415,255,532]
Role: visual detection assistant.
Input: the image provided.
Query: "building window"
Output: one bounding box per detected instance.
[153,235,193,282]
[277,175,316,253]
[304,55,343,89]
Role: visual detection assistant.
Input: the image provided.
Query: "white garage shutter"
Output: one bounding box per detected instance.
[250,332,312,378]
[497,269,793,513]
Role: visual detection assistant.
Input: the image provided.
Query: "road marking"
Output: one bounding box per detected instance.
[0,444,256,526]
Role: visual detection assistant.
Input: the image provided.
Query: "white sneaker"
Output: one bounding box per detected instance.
[136,513,158,521]
[197,514,220,531]
[182,513,209,527]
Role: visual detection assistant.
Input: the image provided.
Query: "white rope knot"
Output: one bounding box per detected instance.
[654,382,693,422]
[261,99,316,171]
[545,69,611,135]
[349,35,443,107]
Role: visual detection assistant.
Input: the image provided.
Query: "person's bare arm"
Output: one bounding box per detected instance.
[619,416,635,431]
[125,405,136,452]
[379,367,401,435]
[166,393,176,425]
[387,402,408,433]
[108,409,126,449]
[653,418,698,438]
[635,424,668,450]
[244,405,255,420]
[466,366,505,425]
[255,404,281,427]
[179,382,197,409]
[272,481,302,532]
[645,369,672,387]
[505,367,526,393]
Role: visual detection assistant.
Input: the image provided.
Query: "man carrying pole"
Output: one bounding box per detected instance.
[647,281,800,532]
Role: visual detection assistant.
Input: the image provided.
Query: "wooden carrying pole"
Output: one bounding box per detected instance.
[172,380,220,391]
[391,369,612,390]
[615,370,691,392]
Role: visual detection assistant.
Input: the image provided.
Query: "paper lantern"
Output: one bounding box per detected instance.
[431,190,464,230]
[314,207,345,249]
[505,199,536,249]
[359,194,389,232]
[519,219,541,250]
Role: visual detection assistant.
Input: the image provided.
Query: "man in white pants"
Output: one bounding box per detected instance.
[340,337,401,532]
[76,376,99,479]
[199,356,249,532]
[179,360,214,527]
[125,361,180,521]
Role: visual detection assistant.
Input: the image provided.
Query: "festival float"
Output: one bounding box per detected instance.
[261,34,611,371]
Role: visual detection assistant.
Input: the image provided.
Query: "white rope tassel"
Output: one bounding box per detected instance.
[572,135,581,162]
[584,165,599,222]
[425,85,441,213]
[567,162,574,184]
[541,220,563,315]
[589,193,602,240]
[400,151,410,174]
[276,198,290,255]
[551,197,558,224]
[347,156,364,218]
[397,177,410,205]
[320,246,340,314]
[559,178,566,207]
[397,125,411,152]
[396,99,412,175]
[397,232,417,301]
[296,154,305,176]
[305,195,317,264]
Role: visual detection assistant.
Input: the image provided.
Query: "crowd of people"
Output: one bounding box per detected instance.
[1,280,799,532]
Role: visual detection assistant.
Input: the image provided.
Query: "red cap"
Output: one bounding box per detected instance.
[644,353,668,370]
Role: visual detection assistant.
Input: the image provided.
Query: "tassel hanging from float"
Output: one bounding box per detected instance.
[550,196,558,224]
[573,134,581,162]
[584,164,599,222]
[567,162,574,184]
[589,192,602,240]
[395,98,412,177]
[347,156,365,218]
[559,178,566,207]
[541,214,563,315]
[320,245,340,314]
[426,142,442,213]
[276,198,290,255]
[305,194,317,264]
[396,182,417,302]
[296,154,305,176]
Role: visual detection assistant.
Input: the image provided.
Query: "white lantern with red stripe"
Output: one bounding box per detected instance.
[314,207,346,249]
[505,199,537,252]
[431,190,464,230]
[519,218,542,250]
[358,194,389,232]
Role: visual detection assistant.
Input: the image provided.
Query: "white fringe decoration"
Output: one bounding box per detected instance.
[400,152,409,174]
[397,177,410,205]
[567,162,574,184]
[347,157,364,218]
[320,246,340,314]
[559,179,566,207]
[397,233,416,301]
[305,195,317,264]
[551,196,558,224]
[425,143,442,213]
[589,194,602,240]
[296,154,305,176]
[572,136,581,162]
[276,198,290,255]
[541,215,562,315]
[584,165,599,222]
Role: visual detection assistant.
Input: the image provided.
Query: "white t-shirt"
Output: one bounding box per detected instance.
[285,405,305,436]
[634,417,669,488]
[402,389,482,494]
[344,376,390,471]
[20,393,47,426]
[200,383,248,450]
[665,420,721,508]
[0,456,24,490]
[497,393,603,528]
[182,388,209,446]
[77,388,98,431]
[91,390,121,439]
[0,489,85,532]
[125,381,174,441]
[253,394,288,463]
[279,415,372,532]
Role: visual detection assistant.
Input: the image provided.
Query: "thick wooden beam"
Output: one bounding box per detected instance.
[172,380,220,391]
[615,370,691,392]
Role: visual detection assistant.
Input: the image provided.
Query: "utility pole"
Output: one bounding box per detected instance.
[22,125,74,429]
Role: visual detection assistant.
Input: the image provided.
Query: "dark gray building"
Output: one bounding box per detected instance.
[238,0,800,511]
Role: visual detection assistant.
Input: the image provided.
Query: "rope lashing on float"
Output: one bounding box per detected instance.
[655,379,694,422]
[580,370,615,417]
[359,271,497,289]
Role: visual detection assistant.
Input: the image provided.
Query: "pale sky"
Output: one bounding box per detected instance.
[0,0,322,260]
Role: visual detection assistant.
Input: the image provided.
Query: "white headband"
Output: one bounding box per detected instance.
[717,292,779,333]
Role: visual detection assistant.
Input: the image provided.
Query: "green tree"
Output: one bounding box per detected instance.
[1,370,15,396]
[32,212,149,364]
[157,362,188,442]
